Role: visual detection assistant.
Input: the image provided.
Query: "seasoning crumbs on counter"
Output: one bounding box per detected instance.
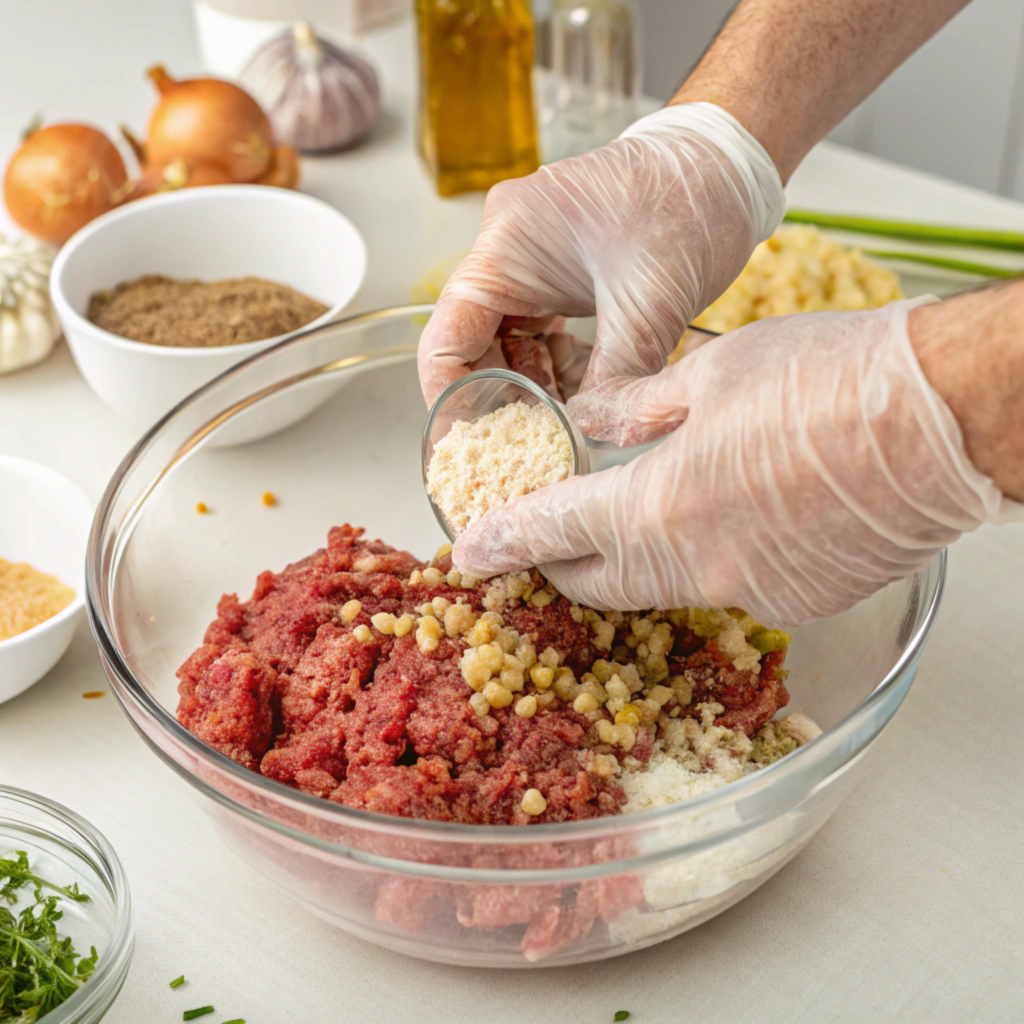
[262,491,277,507]
[196,502,209,515]
[81,691,105,699]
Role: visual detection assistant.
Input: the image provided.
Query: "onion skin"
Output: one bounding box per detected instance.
[125,159,235,202]
[255,146,301,189]
[145,65,273,183]
[3,123,128,245]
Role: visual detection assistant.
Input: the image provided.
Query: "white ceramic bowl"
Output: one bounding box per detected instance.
[0,456,92,703]
[50,186,367,438]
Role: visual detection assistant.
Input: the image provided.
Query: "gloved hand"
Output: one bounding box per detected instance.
[452,298,1021,625]
[418,102,785,445]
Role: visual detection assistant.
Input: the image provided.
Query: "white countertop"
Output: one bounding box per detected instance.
[2,4,1023,1021]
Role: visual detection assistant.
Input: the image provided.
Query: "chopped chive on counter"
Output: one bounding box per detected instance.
[183,1008,215,1021]
[221,1019,246,1023]
[169,975,186,989]
[614,1013,631,1022]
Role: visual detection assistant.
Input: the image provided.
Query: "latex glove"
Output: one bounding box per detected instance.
[453,298,1022,625]
[418,102,785,445]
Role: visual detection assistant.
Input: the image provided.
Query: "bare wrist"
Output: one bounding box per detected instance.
[910,283,1024,503]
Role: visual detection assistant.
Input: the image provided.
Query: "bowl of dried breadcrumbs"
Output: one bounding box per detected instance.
[0,456,92,703]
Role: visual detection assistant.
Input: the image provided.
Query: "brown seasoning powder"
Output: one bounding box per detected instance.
[87,274,329,348]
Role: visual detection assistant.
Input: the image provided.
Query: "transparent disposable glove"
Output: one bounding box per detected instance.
[418,102,785,445]
[453,298,1023,625]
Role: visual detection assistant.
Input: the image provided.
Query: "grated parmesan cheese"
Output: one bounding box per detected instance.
[620,708,819,815]
[426,400,573,534]
[619,750,756,813]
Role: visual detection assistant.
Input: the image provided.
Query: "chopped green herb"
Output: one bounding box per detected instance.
[183,1008,215,1021]
[614,1013,631,1022]
[221,1019,246,1023]
[170,975,186,989]
[0,850,98,1023]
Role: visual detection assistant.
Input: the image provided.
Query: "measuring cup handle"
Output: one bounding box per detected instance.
[584,436,666,474]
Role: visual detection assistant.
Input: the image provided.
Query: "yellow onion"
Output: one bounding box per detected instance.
[254,146,301,189]
[126,159,236,202]
[3,123,129,245]
[145,65,273,183]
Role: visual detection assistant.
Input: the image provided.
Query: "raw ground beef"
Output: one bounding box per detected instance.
[176,525,794,961]
[177,525,791,824]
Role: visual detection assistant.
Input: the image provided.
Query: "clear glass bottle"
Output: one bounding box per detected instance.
[416,0,541,197]
[541,0,640,161]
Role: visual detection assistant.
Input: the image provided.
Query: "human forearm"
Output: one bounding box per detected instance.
[672,0,970,181]
[910,282,1024,503]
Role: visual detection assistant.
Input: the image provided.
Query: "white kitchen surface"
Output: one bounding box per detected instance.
[1,3,1023,1021]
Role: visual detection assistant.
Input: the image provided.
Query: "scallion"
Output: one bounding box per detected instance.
[784,209,1024,252]
[864,249,1020,279]
[169,975,186,989]
[614,1013,631,1022]
[183,1008,215,1021]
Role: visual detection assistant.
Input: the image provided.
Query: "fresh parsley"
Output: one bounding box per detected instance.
[0,850,98,1023]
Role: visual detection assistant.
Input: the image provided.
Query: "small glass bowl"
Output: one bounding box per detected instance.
[422,367,670,541]
[0,787,133,1022]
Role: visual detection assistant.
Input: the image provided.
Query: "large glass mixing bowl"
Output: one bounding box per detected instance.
[87,305,945,968]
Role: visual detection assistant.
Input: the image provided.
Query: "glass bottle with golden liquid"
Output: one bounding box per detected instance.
[416,0,541,196]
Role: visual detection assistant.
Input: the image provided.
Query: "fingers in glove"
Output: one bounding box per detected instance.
[452,468,624,578]
[570,292,694,441]
[546,331,593,400]
[567,353,695,447]
[418,299,505,406]
[497,314,561,337]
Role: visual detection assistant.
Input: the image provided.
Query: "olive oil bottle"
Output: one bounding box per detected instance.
[416,0,541,196]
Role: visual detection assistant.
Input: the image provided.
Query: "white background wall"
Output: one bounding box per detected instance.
[636,0,1024,199]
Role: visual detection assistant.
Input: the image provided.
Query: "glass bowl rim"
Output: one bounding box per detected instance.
[86,303,947,851]
[0,784,134,1021]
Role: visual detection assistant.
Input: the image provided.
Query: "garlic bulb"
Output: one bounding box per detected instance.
[0,235,60,375]
[240,22,381,154]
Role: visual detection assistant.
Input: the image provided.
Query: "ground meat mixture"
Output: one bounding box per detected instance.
[177,526,803,827]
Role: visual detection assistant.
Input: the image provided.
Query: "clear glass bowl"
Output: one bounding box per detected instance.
[87,304,945,967]
[0,787,133,1021]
